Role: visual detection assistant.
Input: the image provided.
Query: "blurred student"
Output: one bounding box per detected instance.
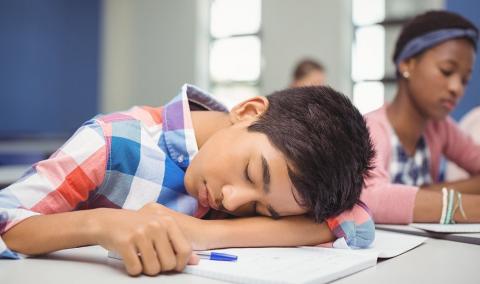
[446,106,480,180]
[362,10,480,224]
[290,59,326,87]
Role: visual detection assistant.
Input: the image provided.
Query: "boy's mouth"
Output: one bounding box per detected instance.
[205,185,220,210]
[198,181,220,209]
[198,181,209,208]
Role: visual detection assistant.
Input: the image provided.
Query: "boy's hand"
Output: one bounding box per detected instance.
[93,204,199,276]
[139,202,210,250]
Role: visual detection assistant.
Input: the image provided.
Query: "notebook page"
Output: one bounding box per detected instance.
[411,223,480,233]
[184,247,377,284]
[356,230,426,258]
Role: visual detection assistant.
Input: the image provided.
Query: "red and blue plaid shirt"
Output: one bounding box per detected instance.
[0,84,374,258]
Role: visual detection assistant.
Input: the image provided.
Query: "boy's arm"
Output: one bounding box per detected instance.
[0,121,195,275]
[201,215,335,249]
[2,204,198,276]
[148,202,375,250]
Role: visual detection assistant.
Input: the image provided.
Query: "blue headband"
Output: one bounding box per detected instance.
[395,28,478,67]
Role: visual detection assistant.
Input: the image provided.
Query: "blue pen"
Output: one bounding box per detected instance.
[196,251,238,261]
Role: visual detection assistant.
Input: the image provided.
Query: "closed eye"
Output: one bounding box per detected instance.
[244,162,253,184]
[252,201,258,214]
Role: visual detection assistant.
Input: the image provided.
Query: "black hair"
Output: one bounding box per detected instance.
[293,59,325,80]
[248,86,375,222]
[393,10,479,64]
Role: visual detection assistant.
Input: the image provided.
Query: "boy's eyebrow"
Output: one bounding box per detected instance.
[261,155,280,219]
[261,155,271,194]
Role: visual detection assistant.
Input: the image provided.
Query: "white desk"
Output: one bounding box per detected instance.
[0,246,224,284]
[1,238,479,284]
[335,238,480,284]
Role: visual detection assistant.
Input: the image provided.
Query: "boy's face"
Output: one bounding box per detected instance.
[184,97,308,218]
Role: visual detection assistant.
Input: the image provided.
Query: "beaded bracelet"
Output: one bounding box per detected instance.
[440,188,468,224]
[456,191,468,221]
[445,189,455,224]
[440,187,448,224]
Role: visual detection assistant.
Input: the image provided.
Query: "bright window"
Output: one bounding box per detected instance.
[353,0,385,26]
[353,82,384,114]
[208,0,262,108]
[210,36,261,82]
[352,25,385,81]
[351,0,444,114]
[210,0,261,38]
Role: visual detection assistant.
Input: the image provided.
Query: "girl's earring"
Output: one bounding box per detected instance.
[402,71,410,79]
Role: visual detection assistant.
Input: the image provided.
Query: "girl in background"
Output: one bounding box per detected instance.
[363,10,480,224]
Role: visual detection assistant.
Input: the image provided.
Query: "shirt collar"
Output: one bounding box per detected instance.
[162,84,228,170]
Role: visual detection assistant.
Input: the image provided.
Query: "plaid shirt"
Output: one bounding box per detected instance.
[389,131,432,186]
[0,84,374,259]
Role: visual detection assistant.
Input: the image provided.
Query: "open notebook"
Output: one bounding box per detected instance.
[107,231,425,284]
[182,231,426,284]
[184,247,376,284]
[108,246,377,284]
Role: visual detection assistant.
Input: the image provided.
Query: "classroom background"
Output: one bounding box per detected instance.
[0,0,479,186]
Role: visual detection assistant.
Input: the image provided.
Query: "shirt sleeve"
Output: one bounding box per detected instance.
[445,111,480,180]
[361,115,418,224]
[0,120,107,259]
[324,201,375,249]
[441,117,480,176]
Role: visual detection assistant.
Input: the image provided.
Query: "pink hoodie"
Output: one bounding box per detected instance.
[361,105,480,224]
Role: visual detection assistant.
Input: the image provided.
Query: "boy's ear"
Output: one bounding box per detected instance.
[229,96,269,124]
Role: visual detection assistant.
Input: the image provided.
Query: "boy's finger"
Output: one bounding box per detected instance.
[153,230,177,272]
[187,253,200,265]
[164,219,193,271]
[119,245,143,276]
[136,236,160,276]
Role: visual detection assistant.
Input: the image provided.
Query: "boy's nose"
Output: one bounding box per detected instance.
[221,185,256,211]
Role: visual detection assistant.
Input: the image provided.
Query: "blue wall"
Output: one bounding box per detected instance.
[0,0,101,138]
[447,0,480,121]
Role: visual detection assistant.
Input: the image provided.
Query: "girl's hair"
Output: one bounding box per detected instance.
[393,10,478,64]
